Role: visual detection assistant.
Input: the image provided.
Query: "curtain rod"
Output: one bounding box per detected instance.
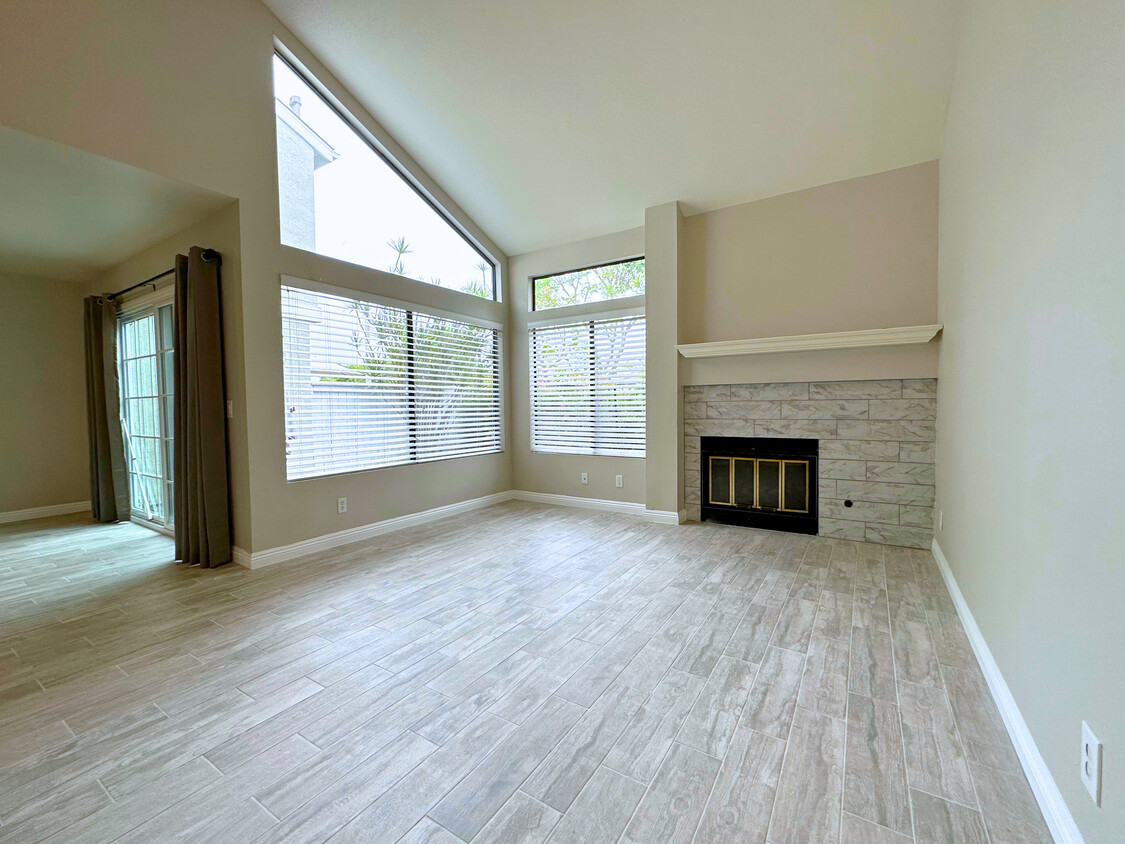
[105,248,220,301]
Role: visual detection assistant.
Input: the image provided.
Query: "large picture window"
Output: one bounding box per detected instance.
[281,283,502,480]
[530,315,646,456]
[273,54,496,299]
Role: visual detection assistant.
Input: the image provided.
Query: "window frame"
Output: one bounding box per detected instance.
[272,48,500,301]
[530,255,645,312]
[280,276,506,483]
[527,256,646,458]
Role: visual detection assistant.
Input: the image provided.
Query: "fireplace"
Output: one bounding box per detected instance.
[700,436,818,534]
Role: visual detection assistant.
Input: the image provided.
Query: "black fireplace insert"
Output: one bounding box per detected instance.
[700,436,818,534]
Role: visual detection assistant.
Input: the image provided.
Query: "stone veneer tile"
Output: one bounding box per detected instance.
[730,382,809,400]
[680,379,937,549]
[820,499,899,524]
[820,460,867,480]
[837,481,935,506]
[685,385,731,402]
[837,421,936,442]
[899,442,935,463]
[869,399,937,420]
[780,400,869,419]
[820,518,866,541]
[865,524,932,549]
[818,440,900,461]
[707,401,782,420]
[685,419,754,437]
[755,419,838,439]
[902,379,937,398]
[866,462,936,484]
[809,380,902,399]
[899,506,933,528]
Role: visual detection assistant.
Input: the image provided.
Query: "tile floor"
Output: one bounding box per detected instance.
[0,503,1052,842]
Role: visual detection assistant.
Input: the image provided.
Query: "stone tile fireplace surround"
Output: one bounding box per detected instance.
[684,378,936,548]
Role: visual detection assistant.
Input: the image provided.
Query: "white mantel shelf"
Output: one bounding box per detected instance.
[675,324,943,359]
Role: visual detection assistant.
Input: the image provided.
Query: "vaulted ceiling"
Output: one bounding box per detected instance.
[264,0,961,256]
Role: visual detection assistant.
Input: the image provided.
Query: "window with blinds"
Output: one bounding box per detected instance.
[281,284,502,480]
[530,315,646,456]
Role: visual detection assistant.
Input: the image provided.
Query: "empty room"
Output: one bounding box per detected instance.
[0,1,1120,842]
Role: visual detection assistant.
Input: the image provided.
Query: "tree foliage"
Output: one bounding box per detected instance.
[534,259,644,309]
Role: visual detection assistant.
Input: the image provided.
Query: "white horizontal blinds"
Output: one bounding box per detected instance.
[531,315,646,456]
[281,285,501,480]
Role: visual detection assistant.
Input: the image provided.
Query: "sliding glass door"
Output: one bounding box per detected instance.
[118,302,174,530]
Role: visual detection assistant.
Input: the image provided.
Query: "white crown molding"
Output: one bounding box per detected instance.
[0,501,90,525]
[676,324,942,359]
[931,539,1084,844]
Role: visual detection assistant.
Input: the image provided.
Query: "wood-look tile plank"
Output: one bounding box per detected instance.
[602,668,704,784]
[767,707,846,844]
[850,626,898,704]
[840,812,913,843]
[740,645,805,739]
[545,766,646,844]
[725,602,780,663]
[796,634,850,720]
[695,725,785,843]
[428,696,585,841]
[941,665,1023,773]
[910,788,988,844]
[970,761,1054,844]
[521,683,647,812]
[897,678,976,805]
[769,598,818,653]
[677,655,757,758]
[471,790,561,844]
[621,741,721,844]
[843,693,912,836]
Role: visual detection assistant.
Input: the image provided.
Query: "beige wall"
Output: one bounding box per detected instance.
[680,161,940,385]
[0,0,510,553]
[93,202,250,549]
[0,272,89,514]
[509,227,646,504]
[936,0,1124,839]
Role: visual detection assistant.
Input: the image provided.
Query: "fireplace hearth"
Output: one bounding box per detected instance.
[700,436,818,534]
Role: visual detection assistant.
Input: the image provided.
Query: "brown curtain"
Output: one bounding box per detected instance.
[83,296,131,522]
[174,247,231,567]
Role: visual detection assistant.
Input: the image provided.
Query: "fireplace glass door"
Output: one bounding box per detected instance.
[708,456,809,513]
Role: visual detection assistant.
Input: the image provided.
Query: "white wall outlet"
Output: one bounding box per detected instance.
[1081,721,1103,805]
[615,474,623,488]
[581,473,588,485]
[337,497,347,514]
[938,510,944,531]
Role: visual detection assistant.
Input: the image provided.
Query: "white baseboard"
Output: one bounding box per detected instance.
[0,500,90,525]
[931,539,1083,844]
[235,489,680,570]
[509,490,647,517]
[234,491,516,569]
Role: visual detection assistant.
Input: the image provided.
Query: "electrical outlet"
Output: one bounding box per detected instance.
[615,474,623,488]
[1081,721,1103,805]
[581,473,588,485]
[337,497,347,514]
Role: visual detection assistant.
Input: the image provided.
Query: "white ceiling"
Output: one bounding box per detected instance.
[265,0,960,256]
[0,128,232,282]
